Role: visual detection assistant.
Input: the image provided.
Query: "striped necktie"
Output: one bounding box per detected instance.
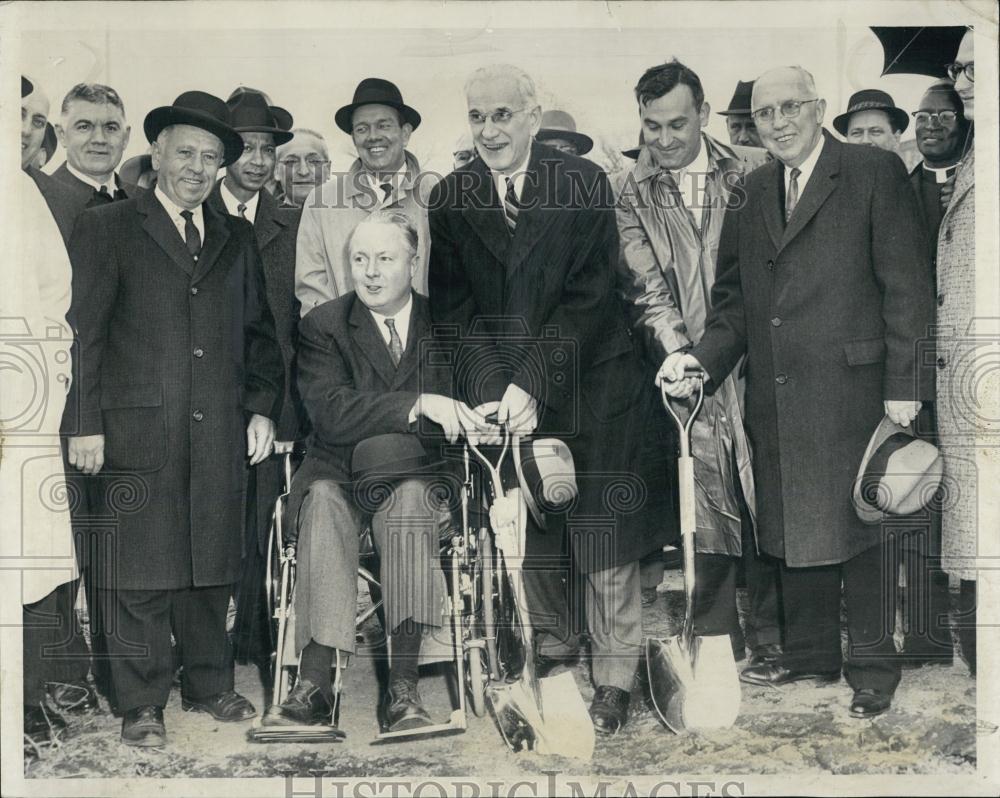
[503,176,519,234]
[384,318,403,366]
[785,167,801,223]
[237,203,247,219]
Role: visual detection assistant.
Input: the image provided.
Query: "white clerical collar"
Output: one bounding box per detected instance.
[220,178,259,222]
[492,148,532,202]
[367,293,414,351]
[67,162,117,192]
[922,162,960,183]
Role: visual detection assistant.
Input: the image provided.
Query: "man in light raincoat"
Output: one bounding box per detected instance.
[616,60,780,664]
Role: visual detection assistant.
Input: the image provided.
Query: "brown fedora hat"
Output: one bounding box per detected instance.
[144,90,245,166]
[833,89,910,137]
[335,78,421,135]
[226,88,294,146]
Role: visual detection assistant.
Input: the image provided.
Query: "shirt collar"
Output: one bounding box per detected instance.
[219,179,259,221]
[66,162,117,192]
[670,135,709,184]
[922,161,960,183]
[782,132,824,190]
[154,183,204,232]
[367,293,414,346]
[491,147,532,201]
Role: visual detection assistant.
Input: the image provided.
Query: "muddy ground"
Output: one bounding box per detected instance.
[25,572,981,782]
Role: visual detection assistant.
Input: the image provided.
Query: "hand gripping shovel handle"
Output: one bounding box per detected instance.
[660,371,704,648]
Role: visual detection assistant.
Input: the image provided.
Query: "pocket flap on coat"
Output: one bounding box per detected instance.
[100,383,163,409]
[843,337,886,366]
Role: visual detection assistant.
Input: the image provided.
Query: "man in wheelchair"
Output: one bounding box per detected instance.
[262,211,495,733]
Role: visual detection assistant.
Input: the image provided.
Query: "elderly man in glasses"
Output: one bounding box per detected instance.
[661,66,934,720]
[276,128,331,208]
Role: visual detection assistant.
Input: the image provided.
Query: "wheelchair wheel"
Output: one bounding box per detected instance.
[494,562,527,680]
[465,644,487,717]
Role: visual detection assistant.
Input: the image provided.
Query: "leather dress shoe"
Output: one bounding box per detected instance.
[262,679,334,726]
[747,643,784,668]
[640,587,659,607]
[181,689,256,722]
[589,685,630,735]
[849,688,892,719]
[740,662,840,687]
[121,705,166,747]
[24,704,67,745]
[381,678,433,733]
[47,680,100,714]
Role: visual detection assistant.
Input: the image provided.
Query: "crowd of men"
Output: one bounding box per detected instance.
[11,26,978,752]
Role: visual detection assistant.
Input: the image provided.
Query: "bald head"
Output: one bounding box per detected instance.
[21,82,51,170]
[751,66,826,168]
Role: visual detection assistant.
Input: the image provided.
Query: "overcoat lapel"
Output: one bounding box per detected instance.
[779,132,839,252]
[507,142,555,274]
[392,294,428,390]
[461,158,511,265]
[138,189,195,277]
[758,163,785,252]
[192,200,231,283]
[254,189,285,251]
[348,297,396,388]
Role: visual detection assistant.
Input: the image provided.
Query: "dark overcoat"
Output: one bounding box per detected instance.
[692,132,935,567]
[427,141,675,573]
[68,189,283,590]
[45,163,139,245]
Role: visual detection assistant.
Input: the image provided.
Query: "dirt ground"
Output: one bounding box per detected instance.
[25,572,980,781]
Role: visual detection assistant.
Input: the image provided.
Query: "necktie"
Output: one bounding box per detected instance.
[384,318,403,366]
[179,210,202,259]
[379,182,392,204]
[503,176,519,234]
[237,203,247,219]
[785,167,801,223]
[91,184,112,206]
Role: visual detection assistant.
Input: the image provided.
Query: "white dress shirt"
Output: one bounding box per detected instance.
[367,293,413,353]
[155,184,204,243]
[364,164,408,209]
[219,179,259,223]
[66,162,119,193]
[491,149,531,202]
[783,133,824,199]
[668,135,711,229]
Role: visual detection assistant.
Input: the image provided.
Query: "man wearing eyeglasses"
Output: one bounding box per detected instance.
[661,66,934,720]
[295,78,432,317]
[937,27,977,678]
[276,128,331,208]
[429,64,673,735]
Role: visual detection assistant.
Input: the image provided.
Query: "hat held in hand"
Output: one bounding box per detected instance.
[852,415,943,524]
[513,437,578,529]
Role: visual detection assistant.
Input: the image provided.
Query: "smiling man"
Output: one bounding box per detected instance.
[295,78,432,317]
[833,89,909,157]
[661,66,934,720]
[67,90,283,747]
[276,128,331,208]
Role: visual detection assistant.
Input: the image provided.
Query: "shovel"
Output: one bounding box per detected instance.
[469,431,594,761]
[646,373,741,733]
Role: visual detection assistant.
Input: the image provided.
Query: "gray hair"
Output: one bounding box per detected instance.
[349,210,419,257]
[278,127,329,158]
[464,64,539,108]
[61,83,126,117]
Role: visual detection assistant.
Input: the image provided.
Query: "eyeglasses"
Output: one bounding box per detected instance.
[468,108,527,126]
[944,61,974,83]
[912,110,959,125]
[750,99,819,125]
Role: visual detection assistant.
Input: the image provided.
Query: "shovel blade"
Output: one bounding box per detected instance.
[647,634,741,734]
[487,673,594,760]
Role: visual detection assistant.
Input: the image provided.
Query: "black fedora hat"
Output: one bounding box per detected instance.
[833,89,909,137]
[41,122,57,162]
[717,80,755,116]
[335,78,421,135]
[226,88,294,146]
[536,110,594,155]
[144,90,245,166]
[21,75,33,98]
[622,132,643,161]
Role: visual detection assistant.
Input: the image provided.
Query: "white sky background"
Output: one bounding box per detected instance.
[15,6,979,178]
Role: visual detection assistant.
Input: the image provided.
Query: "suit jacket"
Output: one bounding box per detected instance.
[26,166,80,246]
[692,131,935,566]
[68,189,283,590]
[208,180,306,440]
[47,163,138,244]
[428,141,674,571]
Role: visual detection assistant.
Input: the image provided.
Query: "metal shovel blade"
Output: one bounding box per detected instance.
[647,633,741,733]
[487,672,594,760]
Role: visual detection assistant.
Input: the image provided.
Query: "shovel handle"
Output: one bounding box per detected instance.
[467,423,511,498]
[660,371,704,458]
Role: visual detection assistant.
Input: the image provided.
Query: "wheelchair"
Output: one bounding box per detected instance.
[249,438,528,744]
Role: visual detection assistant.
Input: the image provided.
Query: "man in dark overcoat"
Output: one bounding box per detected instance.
[663,67,935,719]
[206,88,307,672]
[67,91,283,747]
[428,64,675,735]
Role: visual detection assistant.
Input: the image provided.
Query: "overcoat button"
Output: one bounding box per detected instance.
[192,410,204,422]
[937,293,945,307]
[775,374,788,385]
[771,317,782,327]
[193,348,204,358]
[937,357,946,370]
[190,286,199,295]
[766,260,774,270]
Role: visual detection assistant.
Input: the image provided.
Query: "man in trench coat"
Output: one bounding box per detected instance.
[663,67,934,719]
[616,60,780,664]
[429,64,674,735]
[67,91,283,746]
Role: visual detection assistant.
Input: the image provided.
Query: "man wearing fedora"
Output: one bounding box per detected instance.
[295,78,432,317]
[834,89,908,157]
[206,88,310,674]
[662,66,934,719]
[535,109,594,157]
[263,212,492,734]
[718,79,763,149]
[66,90,284,746]
[429,63,675,735]
[617,60,779,668]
